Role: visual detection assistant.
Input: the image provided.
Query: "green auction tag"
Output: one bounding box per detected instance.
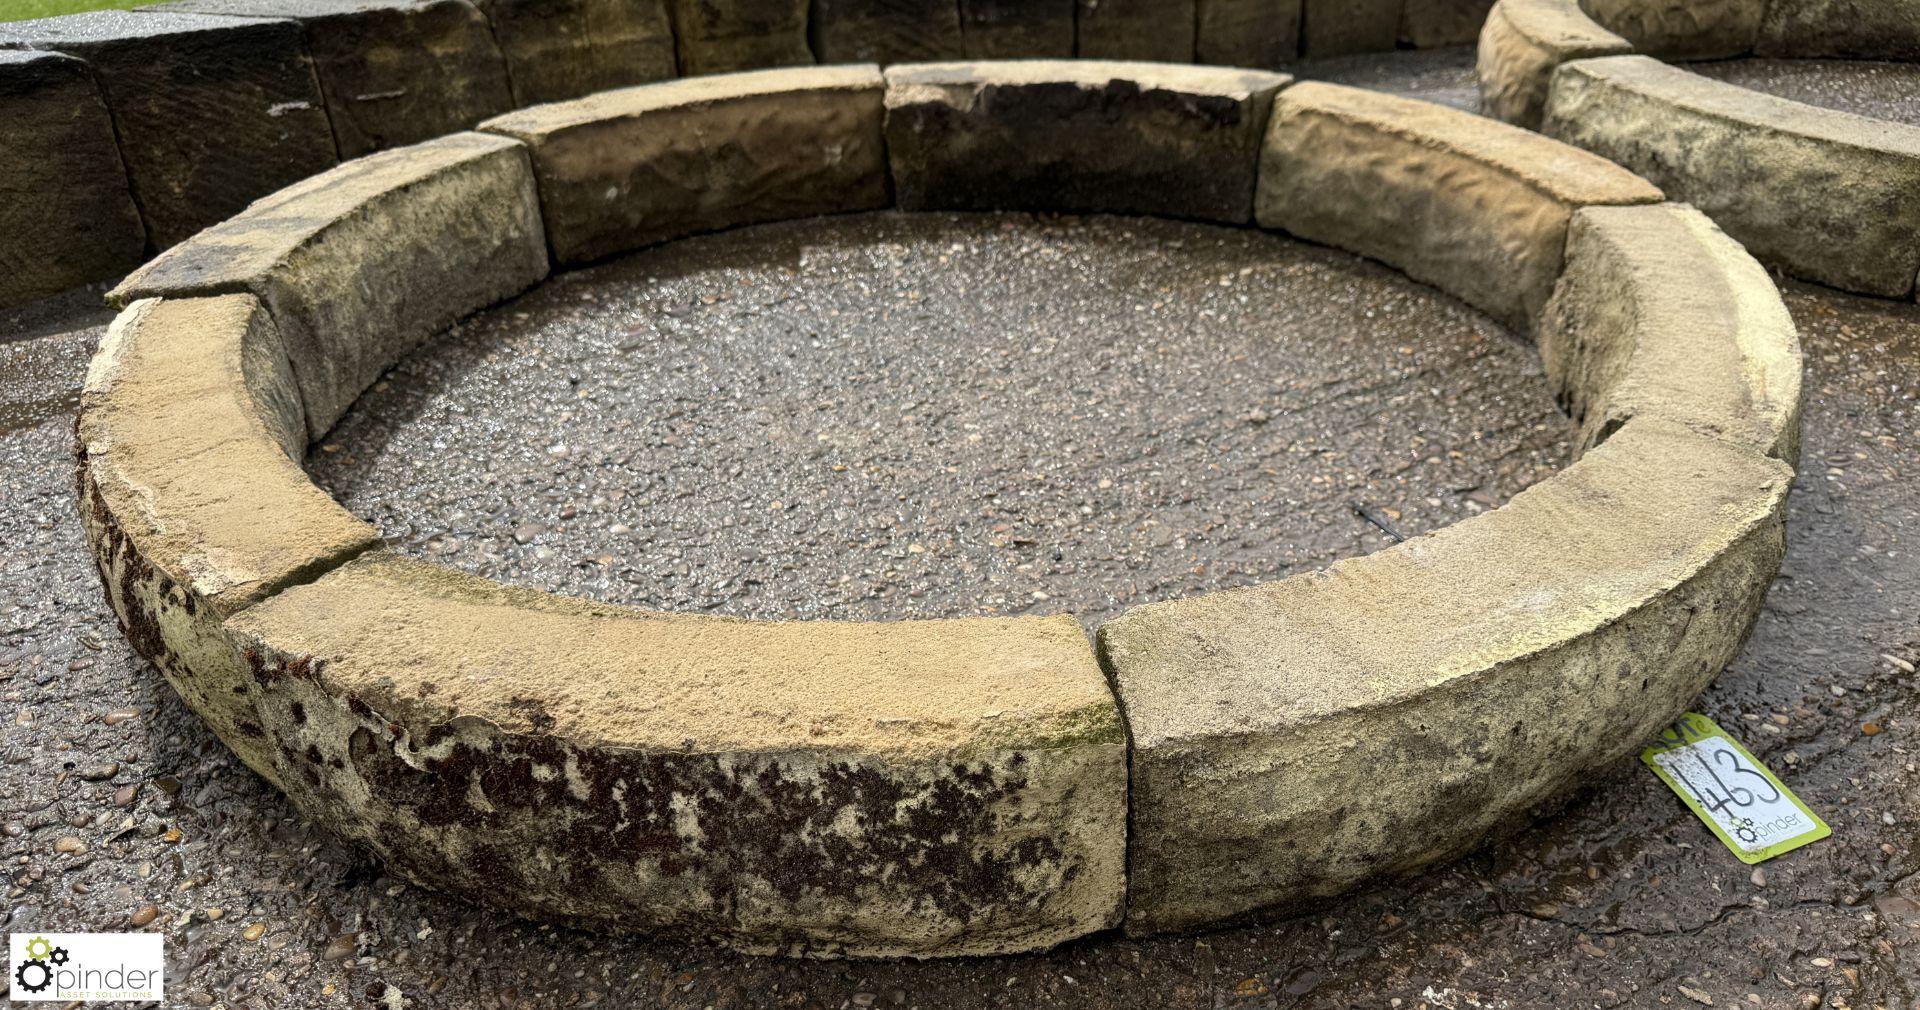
[1641,713,1830,864]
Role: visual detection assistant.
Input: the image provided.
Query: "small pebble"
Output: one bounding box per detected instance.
[1862,723,1882,737]
[102,709,140,726]
[128,905,158,927]
[243,923,266,942]
[54,836,85,854]
[77,762,118,781]
[322,934,357,961]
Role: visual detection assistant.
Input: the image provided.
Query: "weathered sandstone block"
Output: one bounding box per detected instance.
[667,0,812,75]
[1476,0,1630,127]
[1541,202,1803,462]
[76,295,381,786]
[0,50,145,306]
[1255,81,1662,332]
[482,67,888,265]
[0,10,339,249]
[885,60,1291,223]
[1196,0,1301,67]
[810,0,965,63]
[227,551,1128,956]
[1756,0,1920,60]
[1579,0,1763,59]
[1103,420,1792,935]
[1076,0,1196,62]
[1400,0,1496,47]
[157,0,515,157]
[1302,0,1399,58]
[111,132,548,440]
[958,0,1074,58]
[1543,55,1920,298]
[473,0,677,104]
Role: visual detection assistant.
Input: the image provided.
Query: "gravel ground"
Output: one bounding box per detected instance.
[1294,46,1483,113]
[3,51,1918,1010]
[1686,58,1920,128]
[311,212,1561,628]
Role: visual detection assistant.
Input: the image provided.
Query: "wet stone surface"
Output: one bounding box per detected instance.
[1686,58,1920,129]
[1,73,1917,1010]
[310,211,1562,628]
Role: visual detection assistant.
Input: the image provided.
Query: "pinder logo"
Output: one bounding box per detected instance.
[9,932,162,1002]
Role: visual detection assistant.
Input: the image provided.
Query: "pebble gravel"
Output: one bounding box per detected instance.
[313,211,1564,628]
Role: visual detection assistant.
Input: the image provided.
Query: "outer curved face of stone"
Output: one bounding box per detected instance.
[1475,0,1631,128]
[481,66,890,266]
[1102,420,1793,935]
[76,296,382,787]
[109,131,550,440]
[1542,55,1920,299]
[1577,0,1763,59]
[883,61,1291,224]
[1541,202,1803,462]
[224,552,1127,957]
[1756,0,1920,60]
[1254,81,1662,333]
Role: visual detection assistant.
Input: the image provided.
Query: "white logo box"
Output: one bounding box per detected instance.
[10,932,163,1003]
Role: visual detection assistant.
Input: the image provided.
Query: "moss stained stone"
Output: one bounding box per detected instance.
[225,551,1127,957]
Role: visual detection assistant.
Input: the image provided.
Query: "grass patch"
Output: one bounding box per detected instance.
[0,0,153,22]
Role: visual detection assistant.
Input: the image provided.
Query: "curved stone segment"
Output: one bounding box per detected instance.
[224,551,1127,957]
[152,0,516,158]
[481,66,888,266]
[0,50,145,308]
[1253,81,1662,333]
[1577,0,1762,59]
[667,0,813,75]
[1756,0,1920,60]
[76,295,383,787]
[1101,420,1793,935]
[1475,0,1630,128]
[1542,55,1920,299]
[110,131,549,441]
[884,61,1291,224]
[0,10,340,251]
[1541,202,1803,463]
[472,0,678,105]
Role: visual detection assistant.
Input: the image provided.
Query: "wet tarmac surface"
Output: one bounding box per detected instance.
[311,212,1561,629]
[2,48,1918,1010]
